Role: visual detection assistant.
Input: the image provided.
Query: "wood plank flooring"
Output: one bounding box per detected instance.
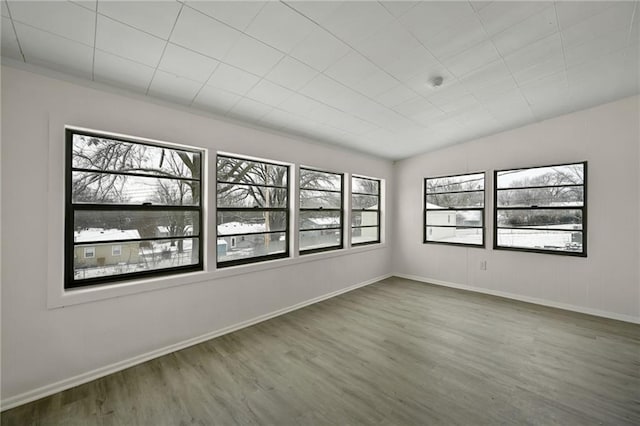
[3,277,639,425]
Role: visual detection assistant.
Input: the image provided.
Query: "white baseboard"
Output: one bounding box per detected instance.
[393,273,640,325]
[1,273,391,412]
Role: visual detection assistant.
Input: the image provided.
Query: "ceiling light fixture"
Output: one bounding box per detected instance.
[431,76,444,88]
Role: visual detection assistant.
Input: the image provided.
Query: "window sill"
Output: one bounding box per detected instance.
[48,243,386,309]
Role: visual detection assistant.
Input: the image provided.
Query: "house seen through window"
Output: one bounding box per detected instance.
[65,128,203,288]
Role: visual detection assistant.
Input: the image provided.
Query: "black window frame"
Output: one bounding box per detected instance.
[493,161,587,257]
[351,176,381,246]
[299,167,344,255]
[423,171,486,248]
[216,154,290,268]
[65,128,204,289]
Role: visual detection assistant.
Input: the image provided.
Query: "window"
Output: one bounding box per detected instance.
[494,162,587,256]
[351,176,380,245]
[216,155,289,267]
[65,128,203,289]
[424,172,485,247]
[299,168,343,253]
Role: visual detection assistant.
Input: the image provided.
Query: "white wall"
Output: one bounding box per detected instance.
[393,96,640,323]
[0,66,393,405]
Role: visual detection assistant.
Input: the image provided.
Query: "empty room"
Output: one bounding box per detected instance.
[1,0,639,424]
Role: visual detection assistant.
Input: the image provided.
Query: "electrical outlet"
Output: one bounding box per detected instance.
[480,260,487,271]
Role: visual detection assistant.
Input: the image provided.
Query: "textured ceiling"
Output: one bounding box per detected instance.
[1,1,638,159]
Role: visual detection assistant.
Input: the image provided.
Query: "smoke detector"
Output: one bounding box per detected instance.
[431,76,444,88]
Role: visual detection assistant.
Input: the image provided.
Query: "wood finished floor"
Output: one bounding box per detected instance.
[3,277,639,425]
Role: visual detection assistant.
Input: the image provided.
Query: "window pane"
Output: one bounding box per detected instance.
[352,177,379,194]
[351,227,379,244]
[217,232,286,262]
[426,210,483,227]
[74,238,199,280]
[72,172,200,205]
[72,134,200,179]
[300,169,341,191]
[425,227,483,245]
[497,187,584,207]
[217,211,287,235]
[75,210,199,241]
[497,163,584,189]
[217,156,287,187]
[426,173,484,193]
[300,229,341,251]
[426,192,484,209]
[300,189,341,209]
[300,211,341,230]
[352,194,379,209]
[217,183,287,208]
[352,210,379,227]
[497,229,583,252]
[497,209,582,230]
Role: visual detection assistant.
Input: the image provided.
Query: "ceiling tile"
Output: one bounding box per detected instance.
[278,93,326,116]
[224,34,284,76]
[478,1,549,36]
[245,2,315,53]
[8,0,95,45]
[561,2,636,49]
[185,1,265,31]
[69,1,97,12]
[441,40,500,77]
[469,2,492,13]
[392,96,437,118]
[245,79,294,106]
[555,1,616,30]
[379,1,418,18]
[206,63,260,96]
[352,21,423,66]
[379,45,442,82]
[419,14,488,59]
[14,22,93,79]
[1,16,22,60]
[96,15,166,67]
[171,6,241,60]
[98,1,181,39]
[562,3,634,54]
[2,1,10,17]
[520,71,569,106]
[94,50,155,93]
[158,43,219,83]
[324,51,378,88]
[375,84,418,108]
[401,1,475,41]
[289,26,350,71]
[426,82,473,107]
[192,84,241,115]
[265,56,318,90]
[299,74,360,110]
[228,98,273,121]
[504,33,565,85]
[564,27,629,69]
[148,70,203,105]
[492,6,558,57]
[461,60,519,102]
[352,70,399,98]
[318,1,394,44]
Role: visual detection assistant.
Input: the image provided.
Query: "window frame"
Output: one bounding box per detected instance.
[351,175,381,246]
[216,154,290,268]
[299,167,344,255]
[423,171,486,248]
[493,161,588,257]
[64,128,204,289]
